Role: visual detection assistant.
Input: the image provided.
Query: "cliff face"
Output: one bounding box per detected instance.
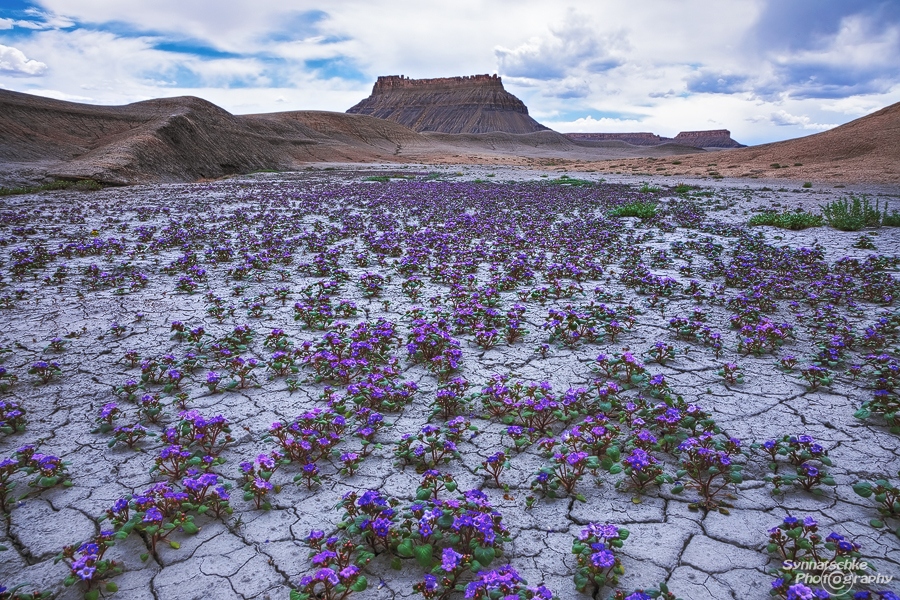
[567,132,665,146]
[673,130,743,148]
[347,75,549,134]
[566,129,744,149]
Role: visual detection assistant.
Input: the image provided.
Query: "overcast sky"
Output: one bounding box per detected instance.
[1,0,898,145]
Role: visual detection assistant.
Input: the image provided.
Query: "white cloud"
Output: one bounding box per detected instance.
[764,109,836,131]
[0,0,897,144]
[0,44,47,76]
[543,115,646,133]
[13,87,93,102]
[495,10,628,81]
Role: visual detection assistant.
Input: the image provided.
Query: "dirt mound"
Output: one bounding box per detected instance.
[0,89,440,184]
[346,74,548,134]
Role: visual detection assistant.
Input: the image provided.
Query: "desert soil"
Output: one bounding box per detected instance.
[1,165,899,600]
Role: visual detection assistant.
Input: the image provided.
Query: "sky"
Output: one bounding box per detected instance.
[1,0,898,145]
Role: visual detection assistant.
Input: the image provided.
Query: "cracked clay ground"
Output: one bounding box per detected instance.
[1,166,899,600]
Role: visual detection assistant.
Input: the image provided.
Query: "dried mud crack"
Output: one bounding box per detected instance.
[0,167,899,600]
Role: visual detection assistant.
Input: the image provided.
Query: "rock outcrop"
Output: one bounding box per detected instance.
[346,75,548,134]
[566,129,744,149]
[672,130,744,148]
[567,132,666,146]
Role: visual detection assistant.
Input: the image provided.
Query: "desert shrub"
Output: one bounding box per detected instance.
[609,201,657,219]
[747,210,823,230]
[882,211,900,227]
[546,175,597,187]
[821,195,883,231]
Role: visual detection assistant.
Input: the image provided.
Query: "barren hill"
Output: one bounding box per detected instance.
[0,89,434,184]
[594,102,900,184]
[1,87,898,186]
[346,75,548,134]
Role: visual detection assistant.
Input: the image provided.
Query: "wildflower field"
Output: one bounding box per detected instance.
[1,168,899,600]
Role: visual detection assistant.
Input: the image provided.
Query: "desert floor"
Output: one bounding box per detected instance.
[1,165,899,600]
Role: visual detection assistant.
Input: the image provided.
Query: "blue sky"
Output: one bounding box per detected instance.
[1,0,898,145]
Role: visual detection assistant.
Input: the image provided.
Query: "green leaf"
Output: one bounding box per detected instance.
[290,590,303,600]
[396,540,414,558]
[853,482,873,497]
[350,576,368,592]
[413,544,433,569]
[870,519,885,528]
[85,590,100,600]
[182,520,199,535]
[169,540,180,549]
[474,546,495,566]
[140,553,149,562]
[106,582,119,592]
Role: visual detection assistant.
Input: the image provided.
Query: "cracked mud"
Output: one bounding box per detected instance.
[1,166,899,600]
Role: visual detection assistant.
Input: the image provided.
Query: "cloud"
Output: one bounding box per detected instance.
[760,110,837,131]
[743,3,900,99]
[541,114,646,133]
[494,10,626,81]
[0,43,46,75]
[0,0,897,144]
[304,56,367,82]
[685,71,752,95]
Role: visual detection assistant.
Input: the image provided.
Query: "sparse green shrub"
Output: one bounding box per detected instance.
[609,201,657,219]
[883,211,900,227]
[546,175,597,187]
[821,195,883,231]
[747,210,823,230]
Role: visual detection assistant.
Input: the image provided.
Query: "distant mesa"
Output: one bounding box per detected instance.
[567,129,745,149]
[347,74,549,135]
